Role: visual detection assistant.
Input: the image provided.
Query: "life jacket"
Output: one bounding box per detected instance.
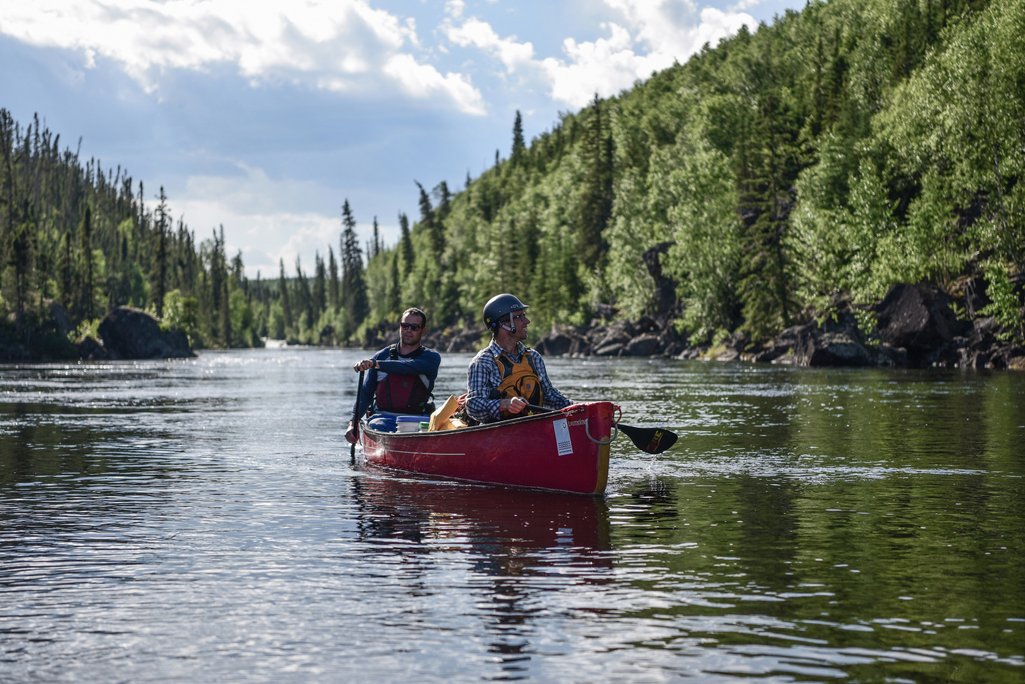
[374,344,433,414]
[494,349,543,407]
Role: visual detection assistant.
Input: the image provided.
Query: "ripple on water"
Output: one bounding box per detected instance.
[2,351,1024,681]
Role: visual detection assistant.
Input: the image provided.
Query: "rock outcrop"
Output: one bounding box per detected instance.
[97,307,194,359]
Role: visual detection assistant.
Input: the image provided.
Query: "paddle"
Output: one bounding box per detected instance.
[527,403,678,454]
[616,422,678,455]
[350,369,364,465]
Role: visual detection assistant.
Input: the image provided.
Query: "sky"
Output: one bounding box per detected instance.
[0,0,804,278]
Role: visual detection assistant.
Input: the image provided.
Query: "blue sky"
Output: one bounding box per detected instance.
[0,0,803,277]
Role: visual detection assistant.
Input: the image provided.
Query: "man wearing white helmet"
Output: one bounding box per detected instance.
[465,293,571,424]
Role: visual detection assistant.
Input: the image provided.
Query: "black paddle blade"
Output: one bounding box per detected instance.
[618,423,678,454]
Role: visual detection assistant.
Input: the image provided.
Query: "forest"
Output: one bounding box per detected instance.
[2,0,1023,360]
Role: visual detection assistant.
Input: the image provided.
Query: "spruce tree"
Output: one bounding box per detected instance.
[339,199,368,334]
[153,187,169,317]
[577,94,613,271]
[328,246,339,312]
[278,258,293,332]
[512,110,526,163]
[398,212,413,277]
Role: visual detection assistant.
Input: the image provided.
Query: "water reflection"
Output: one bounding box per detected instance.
[2,352,1024,681]
[351,475,612,678]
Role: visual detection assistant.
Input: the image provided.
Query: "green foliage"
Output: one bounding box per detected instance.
[0,109,263,352]
[661,133,742,342]
[72,317,101,344]
[978,259,1024,342]
[7,0,1023,354]
[161,289,201,346]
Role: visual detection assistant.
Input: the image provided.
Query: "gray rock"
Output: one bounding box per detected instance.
[799,331,887,367]
[624,334,660,357]
[98,307,194,359]
[874,284,964,363]
[594,341,625,356]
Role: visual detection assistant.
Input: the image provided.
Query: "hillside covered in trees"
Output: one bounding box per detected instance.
[3,0,1023,363]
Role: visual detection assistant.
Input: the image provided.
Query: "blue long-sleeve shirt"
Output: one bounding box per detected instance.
[466,340,570,423]
[352,345,441,418]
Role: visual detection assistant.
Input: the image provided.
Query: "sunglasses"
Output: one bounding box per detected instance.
[400,322,422,331]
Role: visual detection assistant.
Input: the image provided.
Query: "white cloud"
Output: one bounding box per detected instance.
[604,0,756,59]
[445,0,467,20]
[542,22,665,108]
[383,54,486,115]
[175,164,345,277]
[0,0,483,113]
[437,0,757,109]
[443,17,535,72]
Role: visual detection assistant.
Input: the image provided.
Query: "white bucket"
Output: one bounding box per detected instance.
[396,416,421,433]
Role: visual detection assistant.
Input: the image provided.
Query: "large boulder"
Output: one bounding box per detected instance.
[623,334,661,357]
[534,328,576,357]
[98,307,194,359]
[873,284,965,364]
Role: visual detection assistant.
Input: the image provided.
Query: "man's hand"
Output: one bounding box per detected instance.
[499,396,527,416]
[353,359,376,372]
[345,420,358,444]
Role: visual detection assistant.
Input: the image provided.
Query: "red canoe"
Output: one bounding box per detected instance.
[358,401,618,495]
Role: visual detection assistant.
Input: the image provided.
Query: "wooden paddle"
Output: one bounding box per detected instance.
[527,403,678,454]
[350,369,364,465]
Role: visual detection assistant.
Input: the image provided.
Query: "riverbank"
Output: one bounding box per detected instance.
[411,283,1025,371]
[5,283,1022,371]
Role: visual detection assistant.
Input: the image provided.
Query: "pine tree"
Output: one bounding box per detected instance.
[339,199,368,334]
[278,258,293,332]
[512,110,526,163]
[398,212,413,277]
[370,217,381,259]
[577,94,614,271]
[153,187,169,317]
[313,251,326,317]
[78,204,94,319]
[328,246,339,311]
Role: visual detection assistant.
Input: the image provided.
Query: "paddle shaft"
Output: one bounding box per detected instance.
[350,369,364,464]
[526,403,678,454]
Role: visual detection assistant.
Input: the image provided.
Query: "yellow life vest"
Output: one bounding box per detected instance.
[494,350,544,407]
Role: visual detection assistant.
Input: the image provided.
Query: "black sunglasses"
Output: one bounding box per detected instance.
[400,322,422,331]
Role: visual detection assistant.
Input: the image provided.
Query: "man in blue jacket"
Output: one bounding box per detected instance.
[345,307,441,443]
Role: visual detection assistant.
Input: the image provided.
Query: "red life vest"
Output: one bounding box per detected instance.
[374,344,432,414]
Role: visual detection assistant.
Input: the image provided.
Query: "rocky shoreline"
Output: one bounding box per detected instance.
[408,283,1025,371]
[4,283,1022,370]
[1,305,194,362]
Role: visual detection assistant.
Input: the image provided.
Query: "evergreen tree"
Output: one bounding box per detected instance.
[577,94,613,271]
[328,246,339,311]
[370,216,381,259]
[512,110,526,163]
[153,186,169,317]
[78,204,94,320]
[339,199,368,334]
[314,251,327,317]
[278,258,293,332]
[398,212,413,276]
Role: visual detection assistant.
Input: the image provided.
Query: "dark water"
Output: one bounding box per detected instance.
[1,349,1023,682]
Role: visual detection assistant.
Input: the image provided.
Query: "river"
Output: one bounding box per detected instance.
[1,348,1023,681]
